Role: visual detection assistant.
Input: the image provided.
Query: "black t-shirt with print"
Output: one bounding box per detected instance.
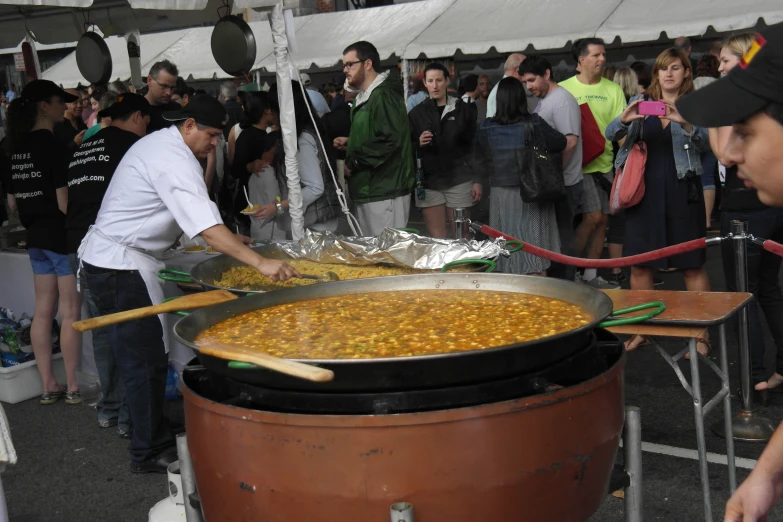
[5,130,70,253]
[65,126,140,253]
[146,101,182,133]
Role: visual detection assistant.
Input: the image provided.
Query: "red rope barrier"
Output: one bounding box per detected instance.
[763,240,783,259]
[476,223,708,269]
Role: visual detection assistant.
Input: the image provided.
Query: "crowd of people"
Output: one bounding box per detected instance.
[0,23,782,519]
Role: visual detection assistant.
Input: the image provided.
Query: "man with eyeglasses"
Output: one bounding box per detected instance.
[144,60,183,133]
[332,41,414,236]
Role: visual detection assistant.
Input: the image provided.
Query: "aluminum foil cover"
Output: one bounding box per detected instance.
[280,228,509,269]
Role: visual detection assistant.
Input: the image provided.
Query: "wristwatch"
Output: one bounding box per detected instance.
[275,201,284,216]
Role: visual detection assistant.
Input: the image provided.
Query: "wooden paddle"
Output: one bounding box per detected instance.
[199,343,335,382]
[72,290,239,332]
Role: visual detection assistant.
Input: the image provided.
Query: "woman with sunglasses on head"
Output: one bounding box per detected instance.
[606,48,712,354]
[3,80,83,405]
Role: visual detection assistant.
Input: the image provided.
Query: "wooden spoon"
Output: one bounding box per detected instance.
[199,342,334,382]
[72,290,239,332]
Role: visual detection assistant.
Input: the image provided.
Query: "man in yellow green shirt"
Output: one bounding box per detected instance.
[560,37,627,289]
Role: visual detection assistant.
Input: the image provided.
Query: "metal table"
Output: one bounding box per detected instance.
[603,289,754,522]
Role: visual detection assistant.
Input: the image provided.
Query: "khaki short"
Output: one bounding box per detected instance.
[416,181,475,209]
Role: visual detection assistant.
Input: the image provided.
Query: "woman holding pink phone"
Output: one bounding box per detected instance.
[605,47,712,353]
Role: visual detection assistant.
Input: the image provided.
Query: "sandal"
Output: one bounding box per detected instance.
[40,390,65,405]
[685,337,712,360]
[65,391,82,405]
[624,335,651,352]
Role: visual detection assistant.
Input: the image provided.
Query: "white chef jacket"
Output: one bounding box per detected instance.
[81,126,223,269]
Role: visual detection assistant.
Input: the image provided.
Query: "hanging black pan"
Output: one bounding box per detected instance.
[76,31,112,85]
[211,15,257,77]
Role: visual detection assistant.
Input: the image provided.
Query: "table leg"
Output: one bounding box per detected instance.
[689,337,713,522]
[624,406,643,522]
[718,324,737,492]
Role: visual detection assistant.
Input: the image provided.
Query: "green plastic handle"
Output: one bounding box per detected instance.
[158,269,195,284]
[441,258,496,273]
[162,296,191,317]
[396,228,420,234]
[227,361,261,370]
[599,301,666,328]
[505,240,524,253]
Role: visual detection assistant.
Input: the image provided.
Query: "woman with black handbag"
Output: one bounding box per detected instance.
[475,78,566,275]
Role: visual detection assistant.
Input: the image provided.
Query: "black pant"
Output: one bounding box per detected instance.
[82,263,174,463]
[721,208,783,382]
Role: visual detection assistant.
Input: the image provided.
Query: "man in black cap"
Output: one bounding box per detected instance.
[676,22,783,522]
[79,94,298,474]
[65,93,151,438]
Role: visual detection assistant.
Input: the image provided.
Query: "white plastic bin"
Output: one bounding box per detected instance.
[0,354,65,404]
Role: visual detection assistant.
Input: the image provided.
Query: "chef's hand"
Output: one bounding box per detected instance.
[250,203,276,221]
[256,259,300,282]
[74,129,86,146]
[333,137,348,151]
[419,130,433,146]
[235,233,253,245]
[724,468,783,522]
[472,183,483,203]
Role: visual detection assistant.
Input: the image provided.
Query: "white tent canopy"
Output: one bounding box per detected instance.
[400,0,783,58]
[33,0,783,86]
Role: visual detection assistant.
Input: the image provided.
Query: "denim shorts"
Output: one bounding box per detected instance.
[28,248,73,277]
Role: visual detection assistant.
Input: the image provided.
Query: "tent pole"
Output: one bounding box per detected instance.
[270,2,304,241]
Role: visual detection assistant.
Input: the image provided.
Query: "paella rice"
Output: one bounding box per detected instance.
[213,260,477,290]
[194,290,593,359]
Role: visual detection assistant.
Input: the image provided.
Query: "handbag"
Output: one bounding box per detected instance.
[516,116,566,203]
[579,103,606,168]
[609,120,647,214]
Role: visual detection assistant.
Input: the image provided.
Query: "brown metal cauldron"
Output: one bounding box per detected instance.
[182,339,625,522]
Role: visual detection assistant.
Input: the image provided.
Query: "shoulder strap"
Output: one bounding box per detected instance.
[523,115,534,148]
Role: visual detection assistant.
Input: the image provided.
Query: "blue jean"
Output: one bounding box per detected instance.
[721,208,783,381]
[68,254,129,430]
[82,263,173,463]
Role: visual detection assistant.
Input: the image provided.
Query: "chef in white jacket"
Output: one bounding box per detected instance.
[80,95,298,474]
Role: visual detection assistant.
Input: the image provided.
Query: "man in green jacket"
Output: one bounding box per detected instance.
[333,41,414,236]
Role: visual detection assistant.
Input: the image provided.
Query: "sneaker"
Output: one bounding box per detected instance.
[582,276,620,289]
[653,276,664,287]
[611,272,628,285]
[130,447,178,475]
[118,426,131,439]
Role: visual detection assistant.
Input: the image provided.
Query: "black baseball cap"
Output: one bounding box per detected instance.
[162,94,227,130]
[677,22,783,127]
[98,93,150,119]
[20,80,78,103]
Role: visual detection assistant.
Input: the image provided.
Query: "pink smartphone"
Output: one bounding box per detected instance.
[638,100,667,116]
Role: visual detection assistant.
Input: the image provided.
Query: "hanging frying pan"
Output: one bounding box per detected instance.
[211,15,257,77]
[76,31,112,85]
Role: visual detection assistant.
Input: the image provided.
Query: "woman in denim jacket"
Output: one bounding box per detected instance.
[605,48,712,353]
[475,78,566,275]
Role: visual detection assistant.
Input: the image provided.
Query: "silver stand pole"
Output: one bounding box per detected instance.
[729,220,775,442]
[390,502,414,522]
[452,208,465,240]
[177,433,205,522]
[624,407,643,522]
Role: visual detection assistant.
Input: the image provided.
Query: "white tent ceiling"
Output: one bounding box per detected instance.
[21,0,783,86]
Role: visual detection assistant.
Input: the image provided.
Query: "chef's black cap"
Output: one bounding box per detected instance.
[162,94,227,130]
[98,93,150,119]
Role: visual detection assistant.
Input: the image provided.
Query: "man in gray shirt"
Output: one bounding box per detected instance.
[519,55,583,280]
